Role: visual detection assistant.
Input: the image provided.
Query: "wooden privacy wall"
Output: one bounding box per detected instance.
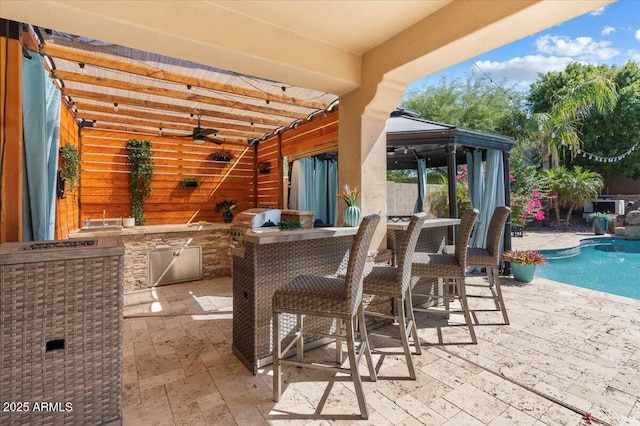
[55,106,80,239]
[79,128,254,225]
[255,110,338,209]
[255,137,281,208]
[280,111,338,159]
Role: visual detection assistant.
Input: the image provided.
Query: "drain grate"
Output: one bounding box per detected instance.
[23,240,97,251]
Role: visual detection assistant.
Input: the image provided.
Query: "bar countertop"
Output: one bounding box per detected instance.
[387,218,460,231]
[241,226,358,245]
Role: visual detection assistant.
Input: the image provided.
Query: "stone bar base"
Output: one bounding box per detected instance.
[70,223,232,292]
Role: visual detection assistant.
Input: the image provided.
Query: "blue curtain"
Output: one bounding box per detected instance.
[413,158,427,213]
[471,149,505,248]
[467,150,484,212]
[22,51,60,241]
[289,156,337,225]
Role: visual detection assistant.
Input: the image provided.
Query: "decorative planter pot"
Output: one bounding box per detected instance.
[223,211,234,223]
[511,263,537,283]
[593,219,608,235]
[343,205,362,227]
[123,218,136,228]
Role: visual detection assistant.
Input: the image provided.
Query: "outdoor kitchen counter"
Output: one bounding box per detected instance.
[69,223,232,292]
[232,226,358,374]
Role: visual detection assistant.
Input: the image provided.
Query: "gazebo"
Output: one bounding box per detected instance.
[386,108,515,255]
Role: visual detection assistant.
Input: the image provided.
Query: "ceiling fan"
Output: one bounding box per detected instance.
[186,116,224,144]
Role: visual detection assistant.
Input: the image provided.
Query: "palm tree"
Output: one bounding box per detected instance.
[545,166,603,229]
[533,74,618,170]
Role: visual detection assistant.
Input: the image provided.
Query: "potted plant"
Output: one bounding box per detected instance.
[59,143,80,195]
[180,177,200,188]
[126,139,154,225]
[215,199,237,223]
[500,250,547,283]
[213,149,233,162]
[587,212,611,235]
[258,161,271,174]
[338,184,361,227]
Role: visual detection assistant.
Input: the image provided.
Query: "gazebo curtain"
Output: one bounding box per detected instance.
[469,149,505,248]
[413,158,427,213]
[22,51,60,241]
[289,156,337,225]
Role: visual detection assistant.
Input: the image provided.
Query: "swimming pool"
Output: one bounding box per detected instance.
[537,237,640,300]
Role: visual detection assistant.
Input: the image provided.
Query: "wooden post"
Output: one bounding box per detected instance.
[0,20,24,242]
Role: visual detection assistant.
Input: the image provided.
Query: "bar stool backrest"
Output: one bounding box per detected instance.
[397,213,427,293]
[456,209,479,266]
[485,206,511,258]
[345,214,380,315]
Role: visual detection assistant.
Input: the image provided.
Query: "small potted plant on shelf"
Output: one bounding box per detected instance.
[180,177,200,188]
[212,149,233,162]
[258,161,271,174]
[215,199,237,223]
[587,212,611,235]
[500,250,547,283]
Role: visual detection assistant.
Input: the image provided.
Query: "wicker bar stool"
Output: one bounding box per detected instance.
[362,212,427,379]
[445,206,511,325]
[411,208,479,344]
[272,214,380,420]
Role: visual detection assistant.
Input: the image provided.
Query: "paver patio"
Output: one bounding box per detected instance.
[122,231,640,425]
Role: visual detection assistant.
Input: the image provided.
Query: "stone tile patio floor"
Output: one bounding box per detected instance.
[122,230,640,425]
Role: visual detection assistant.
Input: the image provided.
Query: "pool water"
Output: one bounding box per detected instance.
[537,238,640,300]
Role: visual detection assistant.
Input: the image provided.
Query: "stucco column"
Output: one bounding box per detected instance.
[338,75,407,251]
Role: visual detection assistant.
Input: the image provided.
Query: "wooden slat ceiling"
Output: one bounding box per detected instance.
[35,28,338,146]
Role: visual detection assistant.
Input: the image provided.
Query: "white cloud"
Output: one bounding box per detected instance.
[590,7,605,16]
[636,29,640,41]
[601,26,615,36]
[630,50,640,62]
[535,34,619,61]
[473,55,576,90]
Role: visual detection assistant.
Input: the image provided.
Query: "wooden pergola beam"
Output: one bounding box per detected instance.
[54,70,308,120]
[42,43,330,111]
[77,111,258,140]
[86,123,249,146]
[63,88,288,127]
[74,102,272,135]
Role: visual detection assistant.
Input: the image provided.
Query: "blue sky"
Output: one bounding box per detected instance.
[407,0,640,93]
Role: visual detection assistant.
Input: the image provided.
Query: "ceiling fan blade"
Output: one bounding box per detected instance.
[205,136,225,144]
[200,128,217,136]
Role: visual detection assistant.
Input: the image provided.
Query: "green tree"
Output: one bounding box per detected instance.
[527,63,619,170]
[402,76,525,134]
[544,166,603,229]
[566,62,640,180]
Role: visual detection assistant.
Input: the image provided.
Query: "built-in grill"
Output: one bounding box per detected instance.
[232,208,282,231]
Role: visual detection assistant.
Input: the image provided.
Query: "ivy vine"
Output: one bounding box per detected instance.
[59,143,80,193]
[126,139,154,225]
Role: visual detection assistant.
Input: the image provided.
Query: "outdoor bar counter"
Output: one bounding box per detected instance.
[232,226,358,373]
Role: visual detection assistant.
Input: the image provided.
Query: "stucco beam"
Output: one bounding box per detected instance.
[0,0,361,95]
[364,0,615,86]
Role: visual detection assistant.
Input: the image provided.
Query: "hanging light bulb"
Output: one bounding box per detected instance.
[78,63,85,74]
[159,127,163,136]
[113,102,119,112]
[403,147,408,155]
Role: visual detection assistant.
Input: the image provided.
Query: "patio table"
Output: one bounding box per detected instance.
[232,226,358,374]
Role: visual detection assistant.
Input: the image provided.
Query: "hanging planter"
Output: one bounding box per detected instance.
[59,143,80,195]
[213,149,233,162]
[258,161,271,174]
[126,139,154,226]
[180,177,200,188]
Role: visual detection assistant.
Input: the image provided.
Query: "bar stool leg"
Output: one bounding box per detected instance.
[346,316,369,420]
[357,303,377,382]
[456,279,477,344]
[405,288,422,356]
[273,312,282,402]
[397,297,416,380]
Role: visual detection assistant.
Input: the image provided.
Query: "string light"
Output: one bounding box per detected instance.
[573,143,638,164]
[113,102,118,112]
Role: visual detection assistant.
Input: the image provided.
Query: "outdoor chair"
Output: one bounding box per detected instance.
[272,214,380,420]
[362,212,427,379]
[411,208,479,344]
[444,206,511,325]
